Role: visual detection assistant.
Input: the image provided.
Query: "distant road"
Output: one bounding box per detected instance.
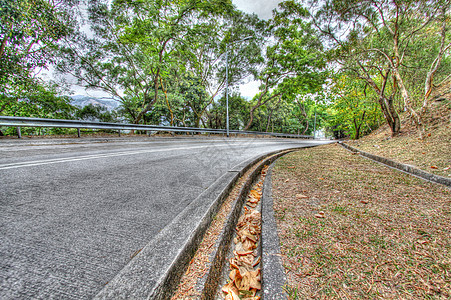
[0,137,330,298]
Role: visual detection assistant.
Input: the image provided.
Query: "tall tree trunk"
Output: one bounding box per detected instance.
[244,76,272,131]
[244,93,280,131]
[244,106,257,131]
[377,95,400,136]
[353,111,366,139]
[393,69,424,138]
[160,77,174,126]
[422,5,450,114]
[359,65,401,136]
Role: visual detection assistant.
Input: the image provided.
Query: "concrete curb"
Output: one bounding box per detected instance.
[95,171,240,300]
[338,142,451,188]
[261,162,288,299]
[94,148,304,299]
[198,150,293,300]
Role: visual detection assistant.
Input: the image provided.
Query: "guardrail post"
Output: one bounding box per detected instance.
[77,128,81,138]
[118,130,121,137]
[17,127,21,139]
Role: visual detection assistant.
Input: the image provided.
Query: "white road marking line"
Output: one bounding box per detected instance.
[0,144,241,170]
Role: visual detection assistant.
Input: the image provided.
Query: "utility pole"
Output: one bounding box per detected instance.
[313,111,317,139]
[225,46,229,137]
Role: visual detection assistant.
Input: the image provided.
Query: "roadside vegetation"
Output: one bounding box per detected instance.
[272,145,450,299]
[1,0,449,141]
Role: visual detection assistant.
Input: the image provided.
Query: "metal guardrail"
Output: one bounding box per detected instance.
[0,116,313,139]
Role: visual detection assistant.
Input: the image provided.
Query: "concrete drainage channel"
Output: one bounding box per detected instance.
[95,148,298,299]
[174,150,288,299]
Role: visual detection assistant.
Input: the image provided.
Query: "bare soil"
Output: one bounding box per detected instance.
[272,144,450,299]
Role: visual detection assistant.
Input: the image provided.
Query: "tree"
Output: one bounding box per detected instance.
[57,0,239,125]
[176,9,264,129]
[206,91,250,130]
[0,0,77,135]
[244,0,326,130]
[75,103,115,123]
[0,0,74,93]
[311,0,451,138]
[0,81,76,135]
[329,74,382,139]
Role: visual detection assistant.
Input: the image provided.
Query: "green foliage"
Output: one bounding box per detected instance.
[75,104,115,123]
[0,82,74,118]
[313,0,451,137]
[57,0,247,125]
[0,0,74,92]
[0,82,76,135]
[327,74,383,139]
[243,0,327,130]
[207,92,250,130]
[269,0,326,101]
[0,0,78,136]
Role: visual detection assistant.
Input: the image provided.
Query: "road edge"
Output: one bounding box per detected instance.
[261,161,288,299]
[94,148,307,299]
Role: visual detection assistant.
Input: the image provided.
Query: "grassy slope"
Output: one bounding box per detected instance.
[346,100,450,178]
[272,145,450,299]
[272,101,450,299]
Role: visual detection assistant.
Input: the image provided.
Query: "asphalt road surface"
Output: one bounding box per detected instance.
[0,137,330,299]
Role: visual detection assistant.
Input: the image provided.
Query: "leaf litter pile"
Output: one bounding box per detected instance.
[272,144,450,299]
[222,165,268,300]
[172,162,267,299]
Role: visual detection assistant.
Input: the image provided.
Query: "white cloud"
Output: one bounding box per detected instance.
[236,80,260,99]
[232,0,282,20]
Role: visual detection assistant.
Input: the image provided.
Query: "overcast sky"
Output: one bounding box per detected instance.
[232,0,282,20]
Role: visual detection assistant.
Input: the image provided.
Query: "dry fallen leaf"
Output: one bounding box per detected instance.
[239,272,252,290]
[235,249,253,256]
[248,197,259,204]
[223,168,267,300]
[222,281,240,300]
[242,239,256,251]
[249,268,261,287]
[229,269,242,282]
[296,194,308,199]
[253,256,261,267]
[247,202,258,208]
[250,190,261,199]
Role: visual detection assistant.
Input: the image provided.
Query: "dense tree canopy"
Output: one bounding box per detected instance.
[311,0,451,137]
[1,0,449,139]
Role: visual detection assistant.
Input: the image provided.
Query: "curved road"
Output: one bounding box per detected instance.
[0,137,329,299]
